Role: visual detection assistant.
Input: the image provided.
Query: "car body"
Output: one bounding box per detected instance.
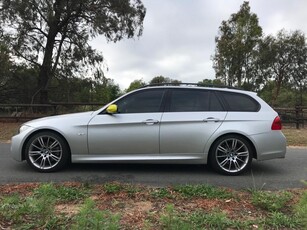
[11,85,287,175]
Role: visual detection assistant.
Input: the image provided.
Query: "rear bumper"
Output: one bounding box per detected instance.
[251,131,287,161]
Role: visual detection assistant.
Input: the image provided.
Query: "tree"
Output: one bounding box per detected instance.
[149,76,181,85]
[198,79,223,86]
[213,1,262,88]
[0,42,12,93]
[126,79,146,92]
[257,30,307,106]
[0,0,146,103]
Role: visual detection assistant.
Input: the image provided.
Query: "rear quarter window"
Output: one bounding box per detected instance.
[219,91,260,112]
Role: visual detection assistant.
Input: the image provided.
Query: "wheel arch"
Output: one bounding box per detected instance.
[207,132,257,162]
[21,129,72,162]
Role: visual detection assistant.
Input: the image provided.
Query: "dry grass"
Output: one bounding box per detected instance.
[283,127,307,147]
[0,122,306,146]
[0,122,22,143]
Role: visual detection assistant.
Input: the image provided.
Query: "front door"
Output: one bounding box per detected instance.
[88,89,166,155]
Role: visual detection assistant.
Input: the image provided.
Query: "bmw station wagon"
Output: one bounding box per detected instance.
[11,84,286,175]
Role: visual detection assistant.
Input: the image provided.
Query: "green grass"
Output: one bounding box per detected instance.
[173,184,233,199]
[71,198,120,230]
[296,189,307,228]
[251,190,292,211]
[33,183,88,201]
[0,182,306,229]
[103,182,124,194]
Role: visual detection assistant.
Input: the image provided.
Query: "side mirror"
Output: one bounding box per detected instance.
[106,104,118,114]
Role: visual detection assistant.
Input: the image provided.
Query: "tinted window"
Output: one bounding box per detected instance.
[116,89,165,113]
[220,92,260,112]
[210,92,224,111]
[169,89,210,112]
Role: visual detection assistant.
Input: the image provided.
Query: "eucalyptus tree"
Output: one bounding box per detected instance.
[257,30,307,106]
[213,1,262,88]
[149,76,181,85]
[126,79,146,92]
[0,0,146,103]
[0,42,11,92]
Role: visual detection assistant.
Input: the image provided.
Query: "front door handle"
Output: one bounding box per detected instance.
[203,117,220,122]
[143,119,159,125]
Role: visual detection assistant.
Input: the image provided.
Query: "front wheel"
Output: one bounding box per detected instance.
[209,135,253,175]
[25,131,70,172]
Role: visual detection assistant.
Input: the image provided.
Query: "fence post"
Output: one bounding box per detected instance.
[295,106,301,129]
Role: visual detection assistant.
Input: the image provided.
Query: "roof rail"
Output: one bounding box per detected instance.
[142,82,241,90]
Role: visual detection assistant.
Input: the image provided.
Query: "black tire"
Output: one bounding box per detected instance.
[209,135,253,176]
[24,131,70,172]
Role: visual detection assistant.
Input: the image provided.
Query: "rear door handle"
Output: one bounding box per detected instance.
[203,117,220,122]
[143,119,159,125]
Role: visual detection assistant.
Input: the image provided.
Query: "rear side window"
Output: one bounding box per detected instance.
[168,89,224,112]
[219,92,260,112]
[169,89,210,112]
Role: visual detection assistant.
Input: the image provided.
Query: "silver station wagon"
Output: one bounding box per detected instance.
[11,84,286,175]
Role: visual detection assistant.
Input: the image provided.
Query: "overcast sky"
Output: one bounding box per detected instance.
[92,0,307,90]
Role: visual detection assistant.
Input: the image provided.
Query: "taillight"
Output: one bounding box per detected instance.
[271,116,282,130]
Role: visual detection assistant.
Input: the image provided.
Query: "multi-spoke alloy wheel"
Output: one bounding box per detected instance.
[210,135,252,175]
[25,132,69,172]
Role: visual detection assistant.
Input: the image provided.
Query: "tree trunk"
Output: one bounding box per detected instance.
[37,26,57,104]
[271,75,282,106]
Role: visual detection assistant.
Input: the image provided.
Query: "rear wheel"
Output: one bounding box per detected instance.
[210,135,253,175]
[25,131,69,172]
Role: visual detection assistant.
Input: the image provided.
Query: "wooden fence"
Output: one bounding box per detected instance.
[0,103,306,128]
[0,102,103,122]
[275,106,306,129]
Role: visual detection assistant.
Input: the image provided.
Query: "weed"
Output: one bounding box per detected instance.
[295,190,307,228]
[33,183,88,201]
[173,184,232,199]
[265,211,301,229]
[189,210,233,229]
[103,183,123,194]
[71,198,120,230]
[0,193,55,228]
[124,184,141,197]
[151,188,173,199]
[159,204,190,230]
[251,190,292,211]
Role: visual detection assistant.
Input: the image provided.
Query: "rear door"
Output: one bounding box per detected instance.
[160,89,227,154]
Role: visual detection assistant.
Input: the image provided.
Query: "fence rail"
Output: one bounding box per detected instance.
[275,106,306,129]
[0,103,306,128]
[0,102,103,122]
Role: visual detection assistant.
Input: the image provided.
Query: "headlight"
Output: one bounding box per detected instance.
[19,125,31,134]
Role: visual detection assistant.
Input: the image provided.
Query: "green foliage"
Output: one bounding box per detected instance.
[213,1,262,88]
[159,204,191,230]
[265,211,301,229]
[126,79,146,92]
[173,184,232,199]
[257,30,307,106]
[296,190,307,228]
[189,210,237,229]
[198,78,223,86]
[149,76,182,85]
[0,193,55,228]
[72,198,120,230]
[33,183,88,202]
[251,190,292,212]
[103,183,124,194]
[151,188,173,199]
[0,0,146,103]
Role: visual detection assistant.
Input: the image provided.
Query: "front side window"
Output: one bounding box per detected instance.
[116,89,165,113]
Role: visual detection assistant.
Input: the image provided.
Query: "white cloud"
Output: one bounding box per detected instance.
[91,0,307,90]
